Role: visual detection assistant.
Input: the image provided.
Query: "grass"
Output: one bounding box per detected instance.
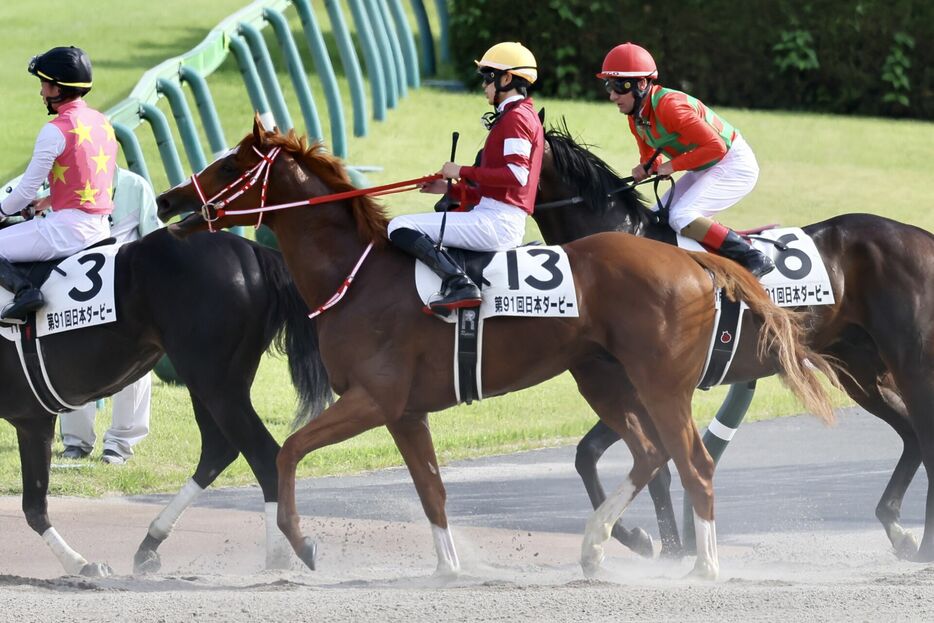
[0,3,931,497]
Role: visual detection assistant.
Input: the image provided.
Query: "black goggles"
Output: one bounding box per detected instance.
[478,68,499,85]
[604,78,635,95]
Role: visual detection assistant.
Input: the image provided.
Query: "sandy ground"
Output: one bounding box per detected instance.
[0,494,932,622]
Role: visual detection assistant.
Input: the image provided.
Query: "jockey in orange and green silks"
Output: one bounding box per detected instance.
[598,42,775,279]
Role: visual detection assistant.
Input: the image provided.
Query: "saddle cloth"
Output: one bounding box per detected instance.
[677,227,835,307]
[414,245,579,324]
[0,242,120,341]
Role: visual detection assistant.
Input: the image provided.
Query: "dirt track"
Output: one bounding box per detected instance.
[0,495,932,622]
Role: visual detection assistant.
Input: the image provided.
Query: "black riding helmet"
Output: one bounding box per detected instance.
[28,46,93,114]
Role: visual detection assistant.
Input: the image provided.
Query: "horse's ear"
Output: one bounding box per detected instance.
[253,112,267,145]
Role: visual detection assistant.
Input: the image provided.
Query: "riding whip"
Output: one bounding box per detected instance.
[436,131,459,250]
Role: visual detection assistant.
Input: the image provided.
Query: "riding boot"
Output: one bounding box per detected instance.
[714,230,776,278]
[0,257,44,321]
[389,228,481,311]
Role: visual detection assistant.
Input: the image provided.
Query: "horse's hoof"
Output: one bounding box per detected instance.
[580,543,604,578]
[133,549,162,574]
[298,537,317,571]
[686,559,719,581]
[626,527,655,559]
[79,562,113,578]
[659,541,685,560]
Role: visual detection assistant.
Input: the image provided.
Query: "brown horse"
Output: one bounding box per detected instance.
[155,120,838,579]
[536,123,934,562]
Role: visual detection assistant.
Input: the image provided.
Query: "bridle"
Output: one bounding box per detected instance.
[187,143,443,318]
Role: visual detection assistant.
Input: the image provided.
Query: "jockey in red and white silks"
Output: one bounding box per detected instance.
[388,42,544,313]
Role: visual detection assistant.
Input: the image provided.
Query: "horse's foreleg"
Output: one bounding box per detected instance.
[387,414,459,575]
[15,416,112,577]
[276,390,387,571]
[576,421,658,558]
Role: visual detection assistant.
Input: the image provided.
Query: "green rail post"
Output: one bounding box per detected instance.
[434,0,450,64]
[293,0,348,156]
[263,7,323,141]
[112,122,152,186]
[410,0,435,76]
[681,380,757,551]
[388,0,419,87]
[363,0,398,107]
[324,0,368,137]
[345,0,387,121]
[228,34,276,131]
[139,102,186,186]
[156,78,208,173]
[179,65,228,158]
[238,21,293,131]
[376,0,407,97]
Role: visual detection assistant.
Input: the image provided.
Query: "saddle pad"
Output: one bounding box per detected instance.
[416,246,579,323]
[677,227,834,308]
[0,243,120,341]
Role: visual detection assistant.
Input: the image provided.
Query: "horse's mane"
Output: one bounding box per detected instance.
[259,129,390,246]
[544,120,652,231]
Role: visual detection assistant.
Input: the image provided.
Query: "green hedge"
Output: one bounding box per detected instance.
[449,0,933,120]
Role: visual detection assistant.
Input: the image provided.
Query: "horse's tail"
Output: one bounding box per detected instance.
[253,244,333,430]
[687,251,840,425]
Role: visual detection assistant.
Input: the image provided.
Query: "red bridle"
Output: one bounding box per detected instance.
[188,144,444,317]
[189,144,443,232]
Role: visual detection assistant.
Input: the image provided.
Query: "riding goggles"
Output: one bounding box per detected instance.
[604,78,636,95]
[478,68,499,86]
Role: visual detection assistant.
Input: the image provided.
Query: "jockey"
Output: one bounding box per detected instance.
[388,42,545,313]
[0,46,118,321]
[598,42,775,278]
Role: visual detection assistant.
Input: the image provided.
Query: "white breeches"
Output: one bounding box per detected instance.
[651,136,760,233]
[0,209,111,262]
[388,198,527,251]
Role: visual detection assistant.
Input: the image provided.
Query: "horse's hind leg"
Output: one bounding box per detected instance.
[576,417,681,558]
[827,337,921,559]
[387,413,459,575]
[13,415,112,577]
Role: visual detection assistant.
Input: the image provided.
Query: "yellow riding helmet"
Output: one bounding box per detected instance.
[475,42,538,84]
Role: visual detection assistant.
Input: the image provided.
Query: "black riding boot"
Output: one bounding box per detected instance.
[716,230,776,278]
[389,228,481,311]
[0,258,44,321]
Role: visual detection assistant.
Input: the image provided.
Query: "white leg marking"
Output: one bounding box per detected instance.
[264,502,292,569]
[581,476,636,576]
[432,524,460,575]
[692,510,719,580]
[148,478,203,540]
[42,527,88,575]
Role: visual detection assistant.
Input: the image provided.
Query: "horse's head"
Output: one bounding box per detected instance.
[157,114,287,237]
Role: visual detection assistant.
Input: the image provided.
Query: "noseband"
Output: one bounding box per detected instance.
[190,145,282,232]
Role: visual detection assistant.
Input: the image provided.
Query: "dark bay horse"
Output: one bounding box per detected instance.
[536,124,934,562]
[156,120,840,579]
[0,228,330,576]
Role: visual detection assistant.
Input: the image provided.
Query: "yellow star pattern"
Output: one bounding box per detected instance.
[102,122,116,143]
[51,162,69,184]
[75,180,99,206]
[91,146,111,174]
[69,119,93,146]
[106,183,114,200]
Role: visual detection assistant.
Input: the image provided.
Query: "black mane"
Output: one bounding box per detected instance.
[544,120,655,235]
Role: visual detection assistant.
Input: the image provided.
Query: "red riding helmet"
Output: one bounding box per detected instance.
[596,43,658,80]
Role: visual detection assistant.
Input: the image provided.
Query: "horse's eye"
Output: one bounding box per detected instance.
[219,160,238,176]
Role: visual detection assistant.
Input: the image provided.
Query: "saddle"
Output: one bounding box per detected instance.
[14,237,117,290]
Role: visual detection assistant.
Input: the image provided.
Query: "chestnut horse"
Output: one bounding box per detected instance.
[536,123,934,562]
[156,120,839,579]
